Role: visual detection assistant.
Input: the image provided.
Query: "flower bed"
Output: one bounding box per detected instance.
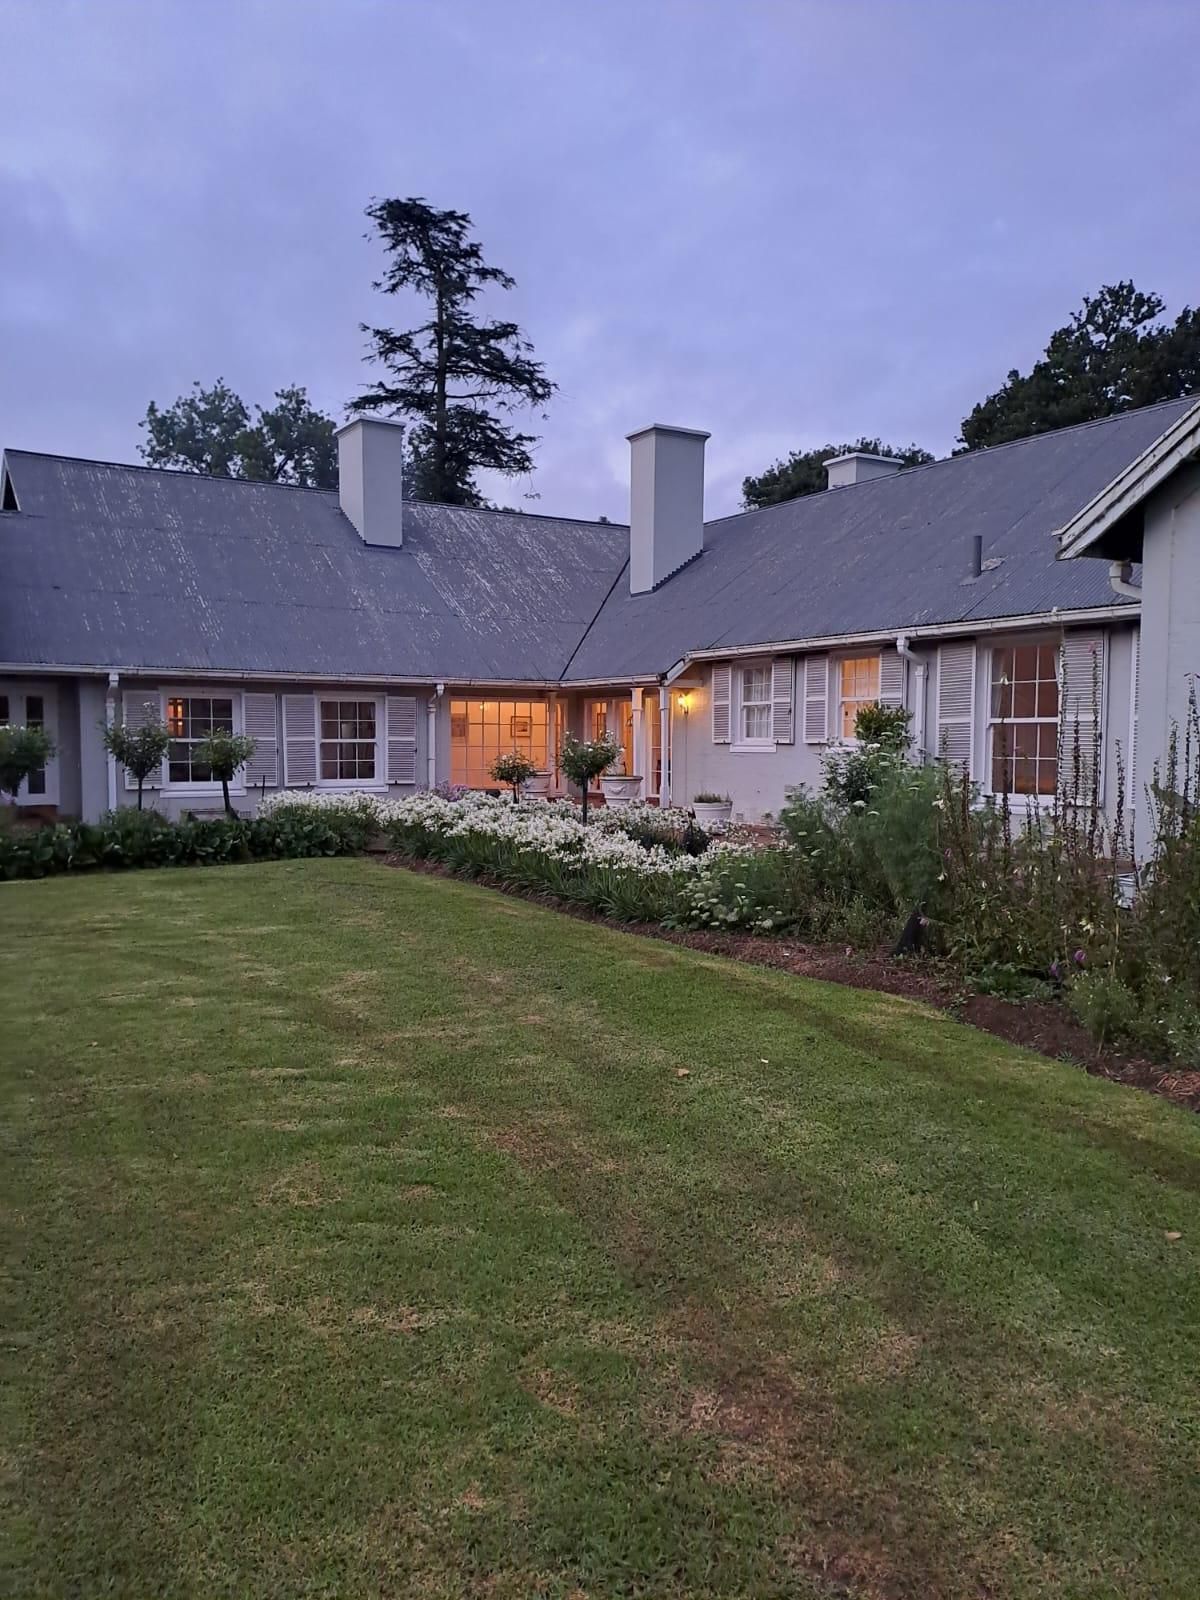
[261,791,750,921]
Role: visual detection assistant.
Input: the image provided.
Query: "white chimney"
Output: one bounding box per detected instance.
[823,451,903,490]
[627,424,710,594]
[336,416,406,547]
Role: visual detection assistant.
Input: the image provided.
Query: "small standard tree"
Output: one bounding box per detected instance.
[489,749,538,802]
[0,725,55,803]
[560,731,620,824]
[193,731,257,817]
[102,715,171,810]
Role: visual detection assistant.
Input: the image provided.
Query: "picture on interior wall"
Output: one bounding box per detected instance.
[450,713,468,740]
[509,715,532,739]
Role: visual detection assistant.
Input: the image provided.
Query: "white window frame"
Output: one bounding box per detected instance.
[316,694,385,790]
[835,653,882,744]
[733,662,775,752]
[0,682,59,806]
[983,636,1061,803]
[162,688,244,795]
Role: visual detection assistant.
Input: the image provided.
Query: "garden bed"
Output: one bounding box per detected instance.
[383,851,1200,1113]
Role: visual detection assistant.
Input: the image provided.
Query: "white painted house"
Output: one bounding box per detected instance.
[1,396,1197,844]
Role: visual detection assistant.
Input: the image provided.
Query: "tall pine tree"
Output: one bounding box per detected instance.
[351,198,555,506]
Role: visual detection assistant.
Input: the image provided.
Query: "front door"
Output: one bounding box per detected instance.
[0,684,58,806]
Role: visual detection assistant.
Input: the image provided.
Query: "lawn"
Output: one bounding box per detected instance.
[3,860,1198,1599]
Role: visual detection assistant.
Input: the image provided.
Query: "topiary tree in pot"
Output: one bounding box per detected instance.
[193,730,257,818]
[489,749,538,802]
[559,731,620,824]
[0,725,56,805]
[101,714,171,810]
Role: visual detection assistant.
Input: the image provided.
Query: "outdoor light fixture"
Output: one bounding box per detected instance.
[677,691,693,715]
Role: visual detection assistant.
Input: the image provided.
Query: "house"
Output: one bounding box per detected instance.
[2,397,1197,837]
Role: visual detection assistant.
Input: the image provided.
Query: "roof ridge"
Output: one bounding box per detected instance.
[1,448,627,530]
[701,393,1199,531]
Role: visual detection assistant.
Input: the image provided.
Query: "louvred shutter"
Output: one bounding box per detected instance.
[283,694,317,786]
[387,695,418,784]
[770,659,794,743]
[243,693,279,788]
[1059,632,1105,804]
[936,643,975,774]
[121,691,163,791]
[803,655,828,743]
[879,648,904,708]
[711,666,731,744]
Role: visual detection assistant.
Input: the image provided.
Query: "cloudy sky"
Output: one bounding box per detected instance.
[1,0,1196,518]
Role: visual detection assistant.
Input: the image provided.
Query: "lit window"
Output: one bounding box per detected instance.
[24,694,46,795]
[319,700,378,781]
[989,643,1059,795]
[740,667,772,742]
[167,696,234,784]
[839,656,881,738]
[450,700,550,789]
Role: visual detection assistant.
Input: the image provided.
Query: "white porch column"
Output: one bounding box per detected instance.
[630,688,645,798]
[426,693,438,790]
[659,691,671,806]
[105,671,119,812]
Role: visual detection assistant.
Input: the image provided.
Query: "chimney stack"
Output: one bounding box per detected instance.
[627,424,710,594]
[823,451,903,490]
[336,416,406,547]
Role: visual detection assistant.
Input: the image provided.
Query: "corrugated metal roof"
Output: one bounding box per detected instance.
[0,397,1190,684]
[0,455,625,681]
[562,398,1194,680]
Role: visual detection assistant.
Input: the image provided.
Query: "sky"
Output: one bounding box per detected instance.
[1,0,1197,521]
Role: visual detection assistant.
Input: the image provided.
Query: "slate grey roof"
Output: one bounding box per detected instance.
[0,454,625,681]
[561,397,1195,680]
[1,397,1192,685]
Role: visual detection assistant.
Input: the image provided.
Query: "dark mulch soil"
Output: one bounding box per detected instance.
[381,852,1200,1114]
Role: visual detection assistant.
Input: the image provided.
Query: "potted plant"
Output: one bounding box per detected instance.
[560,730,620,823]
[489,749,538,802]
[691,791,733,827]
[596,735,642,811]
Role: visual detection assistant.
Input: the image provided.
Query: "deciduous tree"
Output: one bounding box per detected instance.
[959,282,1200,451]
[140,381,338,488]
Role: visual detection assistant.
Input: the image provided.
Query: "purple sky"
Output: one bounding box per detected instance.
[2,0,1197,519]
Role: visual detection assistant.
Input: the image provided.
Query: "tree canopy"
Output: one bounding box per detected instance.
[742,437,933,509]
[350,197,555,507]
[140,381,338,488]
[958,281,1200,451]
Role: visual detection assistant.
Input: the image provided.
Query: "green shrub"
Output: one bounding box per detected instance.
[0,808,366,880]
[0,724,55,801]
[560,732,620,823]
[488,749,539,800]
[101,717,170,810]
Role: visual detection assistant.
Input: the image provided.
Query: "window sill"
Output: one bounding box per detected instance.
[316,781,387,792]
[730,741,777,755]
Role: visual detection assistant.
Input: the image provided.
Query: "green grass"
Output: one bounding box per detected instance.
[3,860,1198,1599]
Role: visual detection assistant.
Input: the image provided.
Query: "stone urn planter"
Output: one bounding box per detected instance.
[691,796,733,828]
[599,773,643,810]
[523,771,550,799]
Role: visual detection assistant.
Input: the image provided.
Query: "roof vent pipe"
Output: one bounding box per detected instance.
[969,534,983,578]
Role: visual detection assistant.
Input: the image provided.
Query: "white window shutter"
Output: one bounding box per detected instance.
[1059,631,1105,802]
[936,642,975,774]
[879,648,905,708]
[243,692,278,788]
[803,655,828,743]
[387,695,418,784]
[1129,628,1140,819]
[711,665,731,744]
[283,693,317,786]
[769,659,794,744]
[121,690,163,790]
